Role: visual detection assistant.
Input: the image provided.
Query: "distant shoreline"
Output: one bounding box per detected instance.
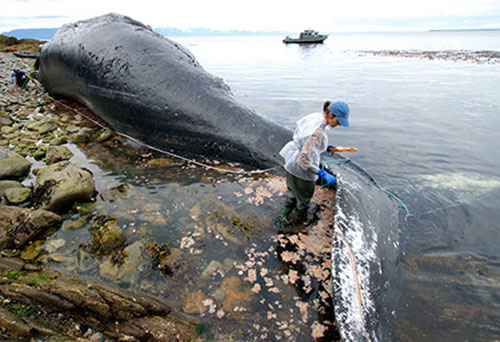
[3,27,500,40]
[429,28,500,32]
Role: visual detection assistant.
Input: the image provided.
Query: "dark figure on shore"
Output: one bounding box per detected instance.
[11,68,29,89]
[279,100,351,224]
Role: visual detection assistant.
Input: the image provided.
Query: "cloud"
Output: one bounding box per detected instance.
[0,15,66,19]
[332,13,500,32]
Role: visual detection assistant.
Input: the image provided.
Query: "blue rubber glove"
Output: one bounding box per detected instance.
[326,145,336,154]
[317,169,337,185]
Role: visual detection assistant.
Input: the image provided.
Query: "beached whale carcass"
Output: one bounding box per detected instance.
[39,13,404,342]
[39,13,292,168]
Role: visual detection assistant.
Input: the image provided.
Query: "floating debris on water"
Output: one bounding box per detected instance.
[354,49,500,64]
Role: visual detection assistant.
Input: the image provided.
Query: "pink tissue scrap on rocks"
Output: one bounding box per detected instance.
[245,269,257,283]
[288,269,300,284]
[295,300,309,323]
[180,236,195,249]
[280,250,301,264]
[252,283,261,293]
[246,185,273,206]
[311,321,327,339]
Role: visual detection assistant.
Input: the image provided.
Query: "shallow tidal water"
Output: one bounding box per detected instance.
[173,32,500,341]
[26,100,340,342]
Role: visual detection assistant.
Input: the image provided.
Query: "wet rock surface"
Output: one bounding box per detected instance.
[0,148,32,180]
[33,161,95,212]
[0,257,198,341]
[100,241,144,285]
[4,186,31,204]
[0,180,24,199]
[0,205,61,249]
[89,215,126,256]
[45,145,74,164]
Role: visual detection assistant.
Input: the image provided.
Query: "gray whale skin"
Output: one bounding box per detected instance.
[39,13,292,168]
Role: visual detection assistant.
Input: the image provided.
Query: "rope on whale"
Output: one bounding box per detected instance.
[47,96,281,176]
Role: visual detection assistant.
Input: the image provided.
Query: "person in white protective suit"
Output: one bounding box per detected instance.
[279,100,350,223]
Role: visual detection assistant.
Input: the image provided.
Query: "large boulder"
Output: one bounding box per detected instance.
[33,161,95,212]
[45,145,74,164]
[0,180,24,198]
[90,215,126,255]
[0,206,61,249]
[0,148,32,180]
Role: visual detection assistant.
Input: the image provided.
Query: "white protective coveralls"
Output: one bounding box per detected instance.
[279,112,328,182]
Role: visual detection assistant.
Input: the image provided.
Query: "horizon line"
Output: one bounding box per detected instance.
[2,26,500,38]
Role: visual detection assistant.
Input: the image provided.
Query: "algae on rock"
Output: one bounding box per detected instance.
[89,215,126,256]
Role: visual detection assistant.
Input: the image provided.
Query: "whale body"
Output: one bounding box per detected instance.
[323,155,403,342]
[39,13,292,168]
[39,13,403,341]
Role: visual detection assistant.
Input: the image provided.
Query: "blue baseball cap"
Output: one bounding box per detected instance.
[329,101,350,127]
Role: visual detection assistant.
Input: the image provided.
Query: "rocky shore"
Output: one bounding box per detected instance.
[0,51,200,341]
[1,47,339,342]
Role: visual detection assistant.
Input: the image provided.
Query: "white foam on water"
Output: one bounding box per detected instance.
[417,172,500,197]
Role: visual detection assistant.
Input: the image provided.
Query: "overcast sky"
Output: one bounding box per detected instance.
[1,0,500,33]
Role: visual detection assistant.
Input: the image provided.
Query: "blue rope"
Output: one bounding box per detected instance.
[320,158,351,188]
[380,188,410,218]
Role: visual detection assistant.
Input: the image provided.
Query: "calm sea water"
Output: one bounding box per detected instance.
[173,31,500,342]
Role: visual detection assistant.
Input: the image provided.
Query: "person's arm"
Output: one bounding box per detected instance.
[299,127,337,185]
[299,127,323,174]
